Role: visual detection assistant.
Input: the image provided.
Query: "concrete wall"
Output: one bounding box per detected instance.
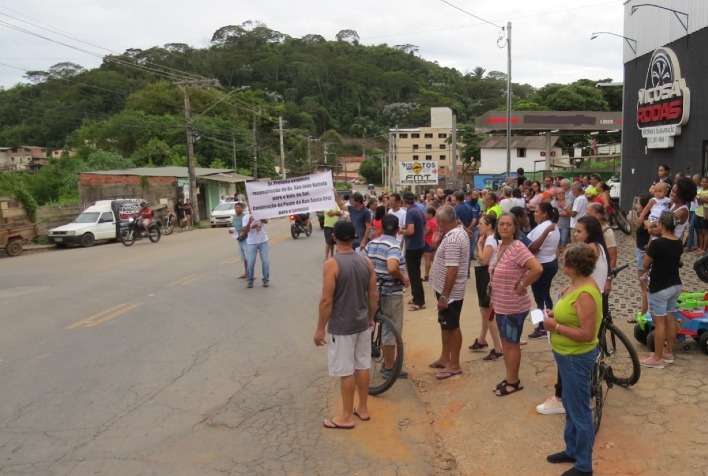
[35,205,83,236]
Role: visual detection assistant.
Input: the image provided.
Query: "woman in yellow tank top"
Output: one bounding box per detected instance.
[542,243,602,475]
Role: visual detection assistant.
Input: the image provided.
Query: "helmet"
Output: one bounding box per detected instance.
[694,253,708,283]
[140,201,147,207]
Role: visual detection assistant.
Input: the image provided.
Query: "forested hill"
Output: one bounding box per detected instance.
[0,21,621,185]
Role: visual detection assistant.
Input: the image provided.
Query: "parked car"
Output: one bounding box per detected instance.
[210,201,237,227]
[607,177,621,201]
[48,199,141,247]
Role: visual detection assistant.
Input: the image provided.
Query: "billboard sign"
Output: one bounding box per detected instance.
[399,161,438,186]
[636,47,690,149]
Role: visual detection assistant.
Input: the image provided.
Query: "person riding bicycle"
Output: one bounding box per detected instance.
[139,201,152,235]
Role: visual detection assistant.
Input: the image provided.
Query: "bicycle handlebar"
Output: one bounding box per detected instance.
[609,263,630,279]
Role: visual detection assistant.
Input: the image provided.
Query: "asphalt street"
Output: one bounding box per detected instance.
[0,219,434,475]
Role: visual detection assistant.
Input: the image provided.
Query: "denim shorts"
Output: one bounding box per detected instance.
[559,227,570,246]
[649,284,682,316]
[635,247,646,271]
[495,311,528,344]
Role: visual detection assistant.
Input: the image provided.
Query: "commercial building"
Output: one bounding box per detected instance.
[620,2,708,209]
[389,107,462,190]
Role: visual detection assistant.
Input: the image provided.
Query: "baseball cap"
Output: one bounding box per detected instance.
[333,221,356,241]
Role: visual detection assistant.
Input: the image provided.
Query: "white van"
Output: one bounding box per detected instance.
[48,199,141,247]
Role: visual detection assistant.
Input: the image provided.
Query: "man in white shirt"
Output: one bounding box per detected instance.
[568,182,588,242]
[387,193,407,245]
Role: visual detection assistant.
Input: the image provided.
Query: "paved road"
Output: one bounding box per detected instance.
[0,220,434,475]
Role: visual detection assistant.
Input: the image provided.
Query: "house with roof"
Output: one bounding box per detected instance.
[477,136,563,175]
[79,167,252,219]
[0,146,47,172]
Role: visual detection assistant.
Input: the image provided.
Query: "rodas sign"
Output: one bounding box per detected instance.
[636,47,690,149]
[398,161,438,186]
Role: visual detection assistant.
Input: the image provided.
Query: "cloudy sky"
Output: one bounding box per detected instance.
[0,0,627,89]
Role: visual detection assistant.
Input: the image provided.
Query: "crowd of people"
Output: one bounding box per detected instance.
[314,165,699,475]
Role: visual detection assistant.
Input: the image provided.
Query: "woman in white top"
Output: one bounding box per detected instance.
[526,202,561,338]
[669,177,697,243]
[469,214,504,361]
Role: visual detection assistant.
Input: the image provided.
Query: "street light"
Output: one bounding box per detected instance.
[590,32,637,54]
[630,4,688,33]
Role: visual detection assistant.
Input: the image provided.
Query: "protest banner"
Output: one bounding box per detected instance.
[245,171,337,220]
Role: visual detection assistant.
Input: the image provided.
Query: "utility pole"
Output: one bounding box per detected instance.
[450,113,458,183]
[252,108,258,179]
[177,78,218,223]
[232,136,237,171]
[279,116,286,179]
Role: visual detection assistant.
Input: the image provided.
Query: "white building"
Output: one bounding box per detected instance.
[478,136,563,175]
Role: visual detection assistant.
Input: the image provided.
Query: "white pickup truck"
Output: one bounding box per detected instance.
[47,199,141,247]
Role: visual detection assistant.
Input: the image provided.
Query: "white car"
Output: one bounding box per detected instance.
[210,201,237,227]
[607,178,621,201]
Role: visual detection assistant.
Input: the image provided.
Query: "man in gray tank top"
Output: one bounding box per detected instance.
[314,221,378,429]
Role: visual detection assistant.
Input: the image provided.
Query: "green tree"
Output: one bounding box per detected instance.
[358,156,382,185]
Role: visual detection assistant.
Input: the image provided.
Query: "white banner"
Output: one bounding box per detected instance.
[399,161,439,186]
[245,171,337,220]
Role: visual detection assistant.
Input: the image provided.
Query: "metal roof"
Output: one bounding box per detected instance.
[83,166,234,178]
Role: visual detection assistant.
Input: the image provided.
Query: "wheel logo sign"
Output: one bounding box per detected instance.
[649,52,673,88]
[412,162,423,174]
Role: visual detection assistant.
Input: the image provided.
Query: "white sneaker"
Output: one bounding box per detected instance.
[536,395,565,415]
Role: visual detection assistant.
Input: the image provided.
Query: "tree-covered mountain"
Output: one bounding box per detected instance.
[0,20,621,203]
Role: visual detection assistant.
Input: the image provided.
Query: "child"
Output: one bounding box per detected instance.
[422,207,438,281]
[639,182,672,224]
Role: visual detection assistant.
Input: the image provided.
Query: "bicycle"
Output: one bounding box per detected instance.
[608,203,632,235]
[592,263,641,433]
[368,290,404,395]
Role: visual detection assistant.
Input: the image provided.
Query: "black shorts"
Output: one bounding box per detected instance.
[324,226,334,245]
[435,291,464,331]
[474,265,491,308]
[701,216,708,230]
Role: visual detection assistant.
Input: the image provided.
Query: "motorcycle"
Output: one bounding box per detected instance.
[120,214,161,246]
[290,213,312,239]
[160,211,176,235]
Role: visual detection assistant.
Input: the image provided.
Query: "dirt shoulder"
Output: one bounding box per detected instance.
[404,233,708,475]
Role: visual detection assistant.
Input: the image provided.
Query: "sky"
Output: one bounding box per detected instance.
[0,0,628,90]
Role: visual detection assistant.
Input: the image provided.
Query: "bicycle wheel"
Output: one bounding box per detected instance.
[603,323,641,387]
[368,315,403,395]
[612,209,632,235]
[591,359,609,434]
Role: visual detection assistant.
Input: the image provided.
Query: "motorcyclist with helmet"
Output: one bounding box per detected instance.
[139,201,153,235]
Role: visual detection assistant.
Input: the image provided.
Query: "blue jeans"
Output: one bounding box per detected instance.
[246,241,270,284]
[531,259,558,329]
[554,348,597,473]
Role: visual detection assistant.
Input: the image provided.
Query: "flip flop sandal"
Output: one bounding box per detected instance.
[353,408,370,421]
[428,362,446,369]
[323,418,355,430]
[435,370,463,380]
[409,304,426,311]
[495,380,524,397]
